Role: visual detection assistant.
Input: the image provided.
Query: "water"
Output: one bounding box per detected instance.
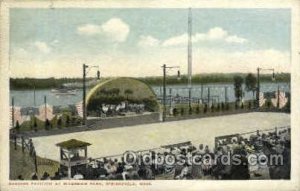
[10,83,290,107]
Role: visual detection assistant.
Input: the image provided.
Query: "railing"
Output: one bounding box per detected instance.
[215,125,290,148]
[10,134,38,173]
[87,125,290,166]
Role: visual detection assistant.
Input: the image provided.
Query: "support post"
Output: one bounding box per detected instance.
[82,64,87,125]
[14,134,17,150]
[163,64,166,122]
[208,87,210,106]
[256,68,260,108]
[21,136,25,153]
[187,8,192,109]
[225,87,228,103]
[12,97,14,129]
[44,95,47,121]
[68,151,71,179]
[277,85,280,108]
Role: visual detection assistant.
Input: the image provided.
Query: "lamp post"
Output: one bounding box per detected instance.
[82,64,100,126]
[12,96,14,129]
[162,64,180,122]
[256,67,275,108]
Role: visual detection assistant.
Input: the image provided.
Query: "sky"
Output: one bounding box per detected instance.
[10,8,291,78]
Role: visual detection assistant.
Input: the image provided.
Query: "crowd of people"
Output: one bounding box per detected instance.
[24,127,290,181]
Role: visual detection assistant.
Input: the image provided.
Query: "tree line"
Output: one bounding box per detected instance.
[10,73,290,90]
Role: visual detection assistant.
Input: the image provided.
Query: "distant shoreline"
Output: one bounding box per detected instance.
[10,73,290,90]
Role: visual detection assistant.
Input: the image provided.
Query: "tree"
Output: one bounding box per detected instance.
[233,75,244,103]
[245,73,257,99]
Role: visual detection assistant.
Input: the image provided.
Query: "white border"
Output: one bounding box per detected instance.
[1,0,300,191]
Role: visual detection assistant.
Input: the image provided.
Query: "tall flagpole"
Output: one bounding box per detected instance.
[188,8,192,108]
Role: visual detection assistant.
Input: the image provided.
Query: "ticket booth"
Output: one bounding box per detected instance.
[56,139,91,179]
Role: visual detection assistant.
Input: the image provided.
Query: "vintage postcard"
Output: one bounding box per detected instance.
[1,0,300,191]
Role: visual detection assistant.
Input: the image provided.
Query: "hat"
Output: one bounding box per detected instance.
[124,165,133,170]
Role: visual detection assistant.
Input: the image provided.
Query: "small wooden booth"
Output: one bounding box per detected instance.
[56,139,91,179]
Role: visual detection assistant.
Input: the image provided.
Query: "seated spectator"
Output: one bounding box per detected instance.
[73,171,84,180]
[17,175,24,180]
[41,172,51,180]
[31,173,38,180]
[51,172,61,180]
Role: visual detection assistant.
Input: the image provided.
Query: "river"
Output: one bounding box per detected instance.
[10,83,290,107]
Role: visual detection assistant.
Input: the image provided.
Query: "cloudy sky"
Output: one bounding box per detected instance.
[10,8,291,78]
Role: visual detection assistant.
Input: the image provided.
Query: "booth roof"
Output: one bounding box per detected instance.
[56,139,91,149]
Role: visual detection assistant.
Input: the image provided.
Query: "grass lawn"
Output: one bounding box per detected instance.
[10,142,60,180]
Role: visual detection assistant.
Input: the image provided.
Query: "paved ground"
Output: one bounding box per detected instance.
[32,112,290,162]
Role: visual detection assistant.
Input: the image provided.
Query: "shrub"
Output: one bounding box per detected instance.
[45,119,50,130]
[217,103,220,112]
[196,106,200,114]
[180,108,185,115]
[33,118,38,132]
[189,107,193,115]
[203,104,208,113]
[248,102,252,109]
[173,108,178,116]
[211,104,215,112]
[226,103,229,111]
[221,102,225,111]
[65,115,70,127]
[57,117,62,129]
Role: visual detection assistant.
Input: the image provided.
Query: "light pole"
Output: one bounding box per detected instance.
[82,64,100,126]
[162,64,180,122]
[256,67,275,108]
[12,96,14,129]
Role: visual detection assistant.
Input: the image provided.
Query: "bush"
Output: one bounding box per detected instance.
[189,107,193,115]
[173,108,178,116]
[180,108,185,115]
[195,106,200,114]
[248,102,252,109]
[211,104,215,112]
[203,104,208,113]
[45,119,50,130]
[267,100,272,109]
[225,103,229,110]
[221,102,225,111]
[57,117,62,129]
[65,115,70,127]
[33,118,38,132]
